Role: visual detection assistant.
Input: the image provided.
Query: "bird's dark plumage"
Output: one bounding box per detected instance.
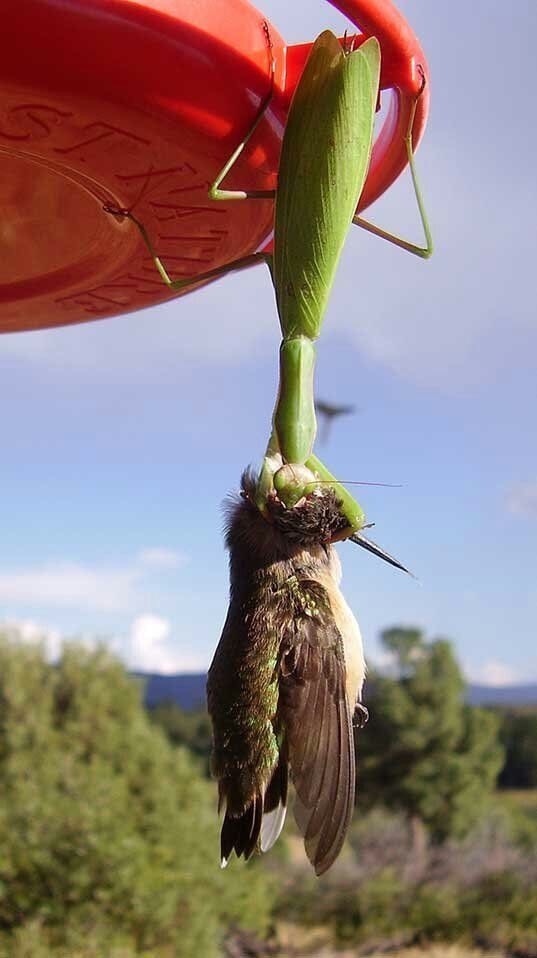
[207,471,365,875]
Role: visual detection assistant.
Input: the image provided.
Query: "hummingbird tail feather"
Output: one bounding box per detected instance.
[220,793,263,867]
[220,751,289,865]
[260,750,288,853]
[259,802,287,854]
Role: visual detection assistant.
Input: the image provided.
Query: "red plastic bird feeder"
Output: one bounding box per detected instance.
[0,0,429,333]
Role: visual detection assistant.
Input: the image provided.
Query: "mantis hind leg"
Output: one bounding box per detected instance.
[106,207,270,291]
[103,20,276,288]
[353,90,433,259]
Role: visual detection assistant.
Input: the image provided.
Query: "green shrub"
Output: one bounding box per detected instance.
[0,635,274,957]
[460,872,537,953]
[495,789,537,851]
[275,855,537,954]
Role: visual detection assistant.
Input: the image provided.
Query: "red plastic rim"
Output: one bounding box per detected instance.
[331,0,429,211]
[0,0,429,333]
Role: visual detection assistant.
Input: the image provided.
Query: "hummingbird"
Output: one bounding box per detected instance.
[206,469,370,876]
[314,399,357,444]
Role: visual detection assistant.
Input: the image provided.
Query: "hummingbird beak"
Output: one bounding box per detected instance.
[349,533,414,577]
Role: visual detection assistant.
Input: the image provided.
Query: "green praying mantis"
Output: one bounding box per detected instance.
[106,27,431,568]
[105,27,432,873]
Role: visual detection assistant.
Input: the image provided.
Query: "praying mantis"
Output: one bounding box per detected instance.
[105,26,432,874]
[107,27,431,567]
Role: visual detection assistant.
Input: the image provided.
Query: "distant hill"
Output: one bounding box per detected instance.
[134,672,206,710]
[466,684,537,707]
[134,671,537,711]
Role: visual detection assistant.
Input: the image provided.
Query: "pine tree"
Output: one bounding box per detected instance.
[498,710,537,788]
[358,628,503,871]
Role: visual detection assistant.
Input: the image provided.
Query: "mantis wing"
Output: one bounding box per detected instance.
[273,31,381,341]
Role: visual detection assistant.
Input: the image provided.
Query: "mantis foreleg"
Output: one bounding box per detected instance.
[259,333,369,537]
[305,453,365,534]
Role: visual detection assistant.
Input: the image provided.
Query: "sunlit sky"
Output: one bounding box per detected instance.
[2,0,536,686]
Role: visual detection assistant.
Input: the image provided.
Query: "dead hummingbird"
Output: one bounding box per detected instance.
[207,470,370,876]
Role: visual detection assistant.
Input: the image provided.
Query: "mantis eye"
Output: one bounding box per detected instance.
[273,464,317,508]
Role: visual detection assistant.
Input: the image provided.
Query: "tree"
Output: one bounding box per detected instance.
[358,628,503,870]
[497,709,537,789]
[150,702,212,774]
[0,632,274,956]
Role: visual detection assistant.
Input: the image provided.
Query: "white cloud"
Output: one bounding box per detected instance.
[0,553,199,675]
[121,614,205,674]
[1,618,63,661]
[506,481,537,519]
[1,613,207,676]
[0,562,137,612]
[368,649,395,672]
[126,614,174,672]
[0,546,187,614]
[468,659,521,687]
[137,547,186,570]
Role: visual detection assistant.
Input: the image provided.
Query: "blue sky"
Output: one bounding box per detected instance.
[1,0,536,685]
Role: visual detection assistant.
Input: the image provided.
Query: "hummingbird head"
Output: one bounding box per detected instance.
[226,470,412,577]
[239,468,348,546]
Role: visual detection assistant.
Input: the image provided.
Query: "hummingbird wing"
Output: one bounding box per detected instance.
[278,579,355,876]
[208,597,284,867]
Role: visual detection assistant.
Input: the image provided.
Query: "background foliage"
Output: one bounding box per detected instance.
[0,627,535,957]
[357,628,504,845]
[0,634,273,958]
